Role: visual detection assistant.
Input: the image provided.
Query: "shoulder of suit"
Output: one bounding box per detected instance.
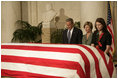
[74,27,82,32]
[74,27,80,30]
[63,29,68,32]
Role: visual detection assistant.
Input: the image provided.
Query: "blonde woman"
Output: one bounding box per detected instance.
[82,21,93,45]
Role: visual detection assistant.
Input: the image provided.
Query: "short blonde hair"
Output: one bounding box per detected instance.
[84,21,93,30]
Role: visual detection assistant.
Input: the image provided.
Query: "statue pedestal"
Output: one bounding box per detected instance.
[42,3,57,43]
[42,22,51,43]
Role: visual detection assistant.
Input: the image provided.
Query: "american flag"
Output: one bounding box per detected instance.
[107,1,115,56]
[1,43,116,78]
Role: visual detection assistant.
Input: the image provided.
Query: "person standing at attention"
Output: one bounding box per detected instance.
[82,21,93,45]
[62,18,83,44]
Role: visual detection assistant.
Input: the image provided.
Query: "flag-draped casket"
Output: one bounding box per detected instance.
[1,43,116,78]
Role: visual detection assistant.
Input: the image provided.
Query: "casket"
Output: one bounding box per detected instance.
[1,43,116,78]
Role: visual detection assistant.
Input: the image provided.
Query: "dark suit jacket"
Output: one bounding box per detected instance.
[62,27,83,44]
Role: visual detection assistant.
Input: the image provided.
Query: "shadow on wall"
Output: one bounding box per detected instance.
[55,8,69,29]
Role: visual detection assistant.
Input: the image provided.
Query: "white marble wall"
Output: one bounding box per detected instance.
[80,1,107,35]
[28,1,38,26]
[1,1,21,43]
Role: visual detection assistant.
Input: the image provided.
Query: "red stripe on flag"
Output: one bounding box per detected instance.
[1,45,85,54]
[107,26,114,45]
[1,55,79,69]
[76,63,86,78]
[107,53,114,77]
[1,45,89,78]
[79,45,102,78]
[75,48,90,78]
[107,25,115,46]
[1,69,64,78]
[110,19,114,31]
[110,46,113,52]
[96,48,112,77]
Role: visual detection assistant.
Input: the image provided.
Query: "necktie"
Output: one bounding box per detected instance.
[68,30,71,43]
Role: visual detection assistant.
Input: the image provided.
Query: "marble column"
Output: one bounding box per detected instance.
[80,1,107,34]
[1,1,21,43]
[27,1,38,26]
[42,22,51,43]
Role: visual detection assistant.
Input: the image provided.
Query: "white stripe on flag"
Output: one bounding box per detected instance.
[112,66,117,78]
[109,24,114,35]
[75,45,96,78]
[1,49,85,73]
[86,45,110,78]
[2,43,78,48]
[108,24,115,53]
[1,62,77,78]
[2,43,96,77]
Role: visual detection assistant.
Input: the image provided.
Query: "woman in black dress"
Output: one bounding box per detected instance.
[91,18,112,54]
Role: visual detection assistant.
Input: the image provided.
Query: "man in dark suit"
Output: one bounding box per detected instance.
[62,18,83,44]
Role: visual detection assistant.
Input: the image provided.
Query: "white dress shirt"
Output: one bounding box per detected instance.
[67,27,74,39]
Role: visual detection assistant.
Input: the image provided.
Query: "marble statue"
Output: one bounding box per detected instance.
[42,3,57,43]
[42,3,57,23]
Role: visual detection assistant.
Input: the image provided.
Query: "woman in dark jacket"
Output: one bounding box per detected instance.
[91,18,112,54]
